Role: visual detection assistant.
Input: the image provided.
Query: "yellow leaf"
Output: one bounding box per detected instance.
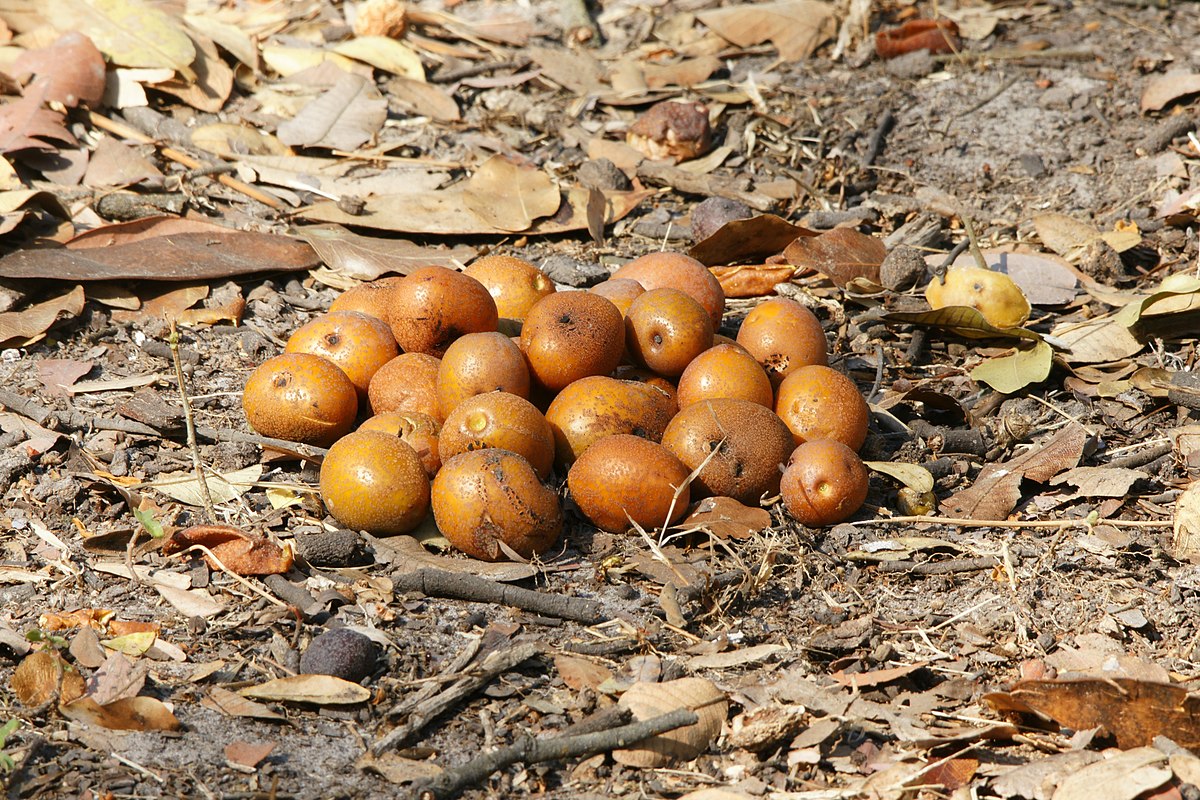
[333,36,424,81]
[240,674,371,705]
[102,630,157,656]
[50,0,197,81]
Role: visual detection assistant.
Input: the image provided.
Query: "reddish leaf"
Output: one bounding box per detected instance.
[831,661,926,689]
[61,695,181,732]
[678,496,771,539]
[688,215,816,266]
[875,19,960,59]
[710,265,796,298]
[907,758,979,791]
[66,216,233,249]
[1141,71,1200,114]
[0,78,77,154]
[36,359,94,396]
[11,32,105,108]
[0,285,85,346]
[225,741,277,770]
[783,228,886,289]
[162,524,294,576]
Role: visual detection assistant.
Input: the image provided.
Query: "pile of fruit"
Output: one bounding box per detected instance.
[242,252,873,562]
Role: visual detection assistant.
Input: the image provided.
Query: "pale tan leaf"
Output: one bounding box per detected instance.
[240,674,372,705]
[1050,316,1144,364]
[1141,70,1200,114]
[1053,747,1169,800]
[386,76,460,122]
[295,224,475,280]
[462,155,561,232]
[276,71,387,151]
[152,33,234,113]
[696,0,836,60]
[1173,482,1200,563]
[183,13,258,70]
[864,461,934,494]
[49,0,196,80]
[191,123,292,158]
[333,36,424,80]
[154,583,225,618]
[0,284,84,346]
[614,678,728,767]
[149,464,262,506]
[203,686,287,720]
[1050,466,1143,498]
[61,695,182,731]
[555,654,613,692]
[686,644,784,671]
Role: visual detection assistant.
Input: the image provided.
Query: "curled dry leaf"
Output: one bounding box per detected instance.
[0,79,78,154]
[614,677,728,767]
[875,19,960,58]
[463,154,561,232]
[12,650,86,707]
[61,695,182,732]
[688,214,816,267]
[1141,71,1200,114]
[710,265,795,298]
[11,32,106,108]
[239,674,372,705]
[161,524,294,576]
[678,496,771,540]
[0,284,85,347]
[783,227,886,289]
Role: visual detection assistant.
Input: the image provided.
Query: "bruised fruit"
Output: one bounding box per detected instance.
[611,251,725,329]
[358,410,441,478]
[611,366,679,414]
[736,297,828,387]
[625,288,714,378]
[368,352,442,420]
[568,435,690,533]
[432,449,562,561]
[243,353,358,447]
[437,331,530,419]
[328,276,405,322]
[589,278,645,318]
[661,398,794,504]
[284,311,398,400]
[775,365,870,450]
[463,255,556,322]
[319,430,431,535]
[780,439,869,526]
[439,392,555,481]
[521,292,625,392]
[924,264,1031,329]
[388,266,499,357]
[545,375,675,469]
[676,343,773,409]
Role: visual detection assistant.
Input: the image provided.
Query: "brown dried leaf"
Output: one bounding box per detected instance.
[906,757,978,791]
[939,424,1089,520]
[1141,71,1200,113]
[11,32,105,107]
[37,358,94,396]
[710,265,795,298]
[373,534,537,582]
[642,56,722,90]
[0,284,84,346]
[66,216,233,249]
[386,76,460,122]
[82,137,163,187]
[276,71,387,151]
[689,214,816,266]
[463,155,561,232]
[296,224,476,280]
[678,496,771,540]
[696,1,836,60]
[151,33,234,114]
[555,654,614,692]
[11,650,86,706]
[61,695,181,731]
[202,686,288,721]
[87,650,146,706]
[831,661,926,689]
[162,524,294,576]
[224,740,276,770]
[110,283,207,324]
[239,674,372,705]
[783,227,886,289]
[0,79,77,154]
[615,678,728,767]
[526,45,604,95]
[1049,466,1143,497]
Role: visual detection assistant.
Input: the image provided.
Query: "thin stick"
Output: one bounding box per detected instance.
[170,321,216,523]
[170,544,289,609]
[959,213,989,272]
[856,515,1169,529]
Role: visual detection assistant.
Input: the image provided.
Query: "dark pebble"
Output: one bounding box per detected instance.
[299,628,379,683]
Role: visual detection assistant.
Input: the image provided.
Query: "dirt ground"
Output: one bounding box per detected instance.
[1,1,1200,798]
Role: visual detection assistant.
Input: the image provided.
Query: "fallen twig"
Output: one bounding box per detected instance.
[636,161,776,212]
[858,515,1170,529]
[391,568,606,624]
[169,322,216,523]
[412,707,699,800]
[873,556,1006,575]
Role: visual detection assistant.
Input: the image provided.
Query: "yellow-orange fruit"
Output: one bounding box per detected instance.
[676,343,773,409]
[568,435,690,533]
[589,278,645,318]
[545,376,675,469]
[368,352,442,421]
[358,411,441,478]
[611,251,725,329]
[319,430,431,535]
[439,392,555,481]
[388,266,498,357]
[432,449,562,561]
[611,365,679,415]
[436,331,530,420]
[625,287,714,378]
[328,276,405,322]
[463,255,556,322]
[736,297,828,387]
[780,439,869,526]
[521,292,624,393]
[243,353,357,447]
[661,398,793,503]
[925,265,1031,329]
[774,365,869,450]
[284,311,398,401]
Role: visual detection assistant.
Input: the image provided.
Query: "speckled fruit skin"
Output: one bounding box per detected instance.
[588,278,645,318]
[437,331,530,420]
[284,311,398,401]
[735,297,828,387]
[677,343,773,409]
[625,288,714,378]
[367,352,442,420]
[387,266,498,357]
[775,364,870,450]
[568,435,691,533]
[544,376,675,469]
[521,292,625,393]
[243,353,358,447]
[439,392,555,481]
[432,449,563,562]
[463,255,556,322]
[611,251,726,329]
[661,398,794,504]
[319,430,431,536]
[358,410,441,478]
[328,276,405,323]
[780,439,869,526]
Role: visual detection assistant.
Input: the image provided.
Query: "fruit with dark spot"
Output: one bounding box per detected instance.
[328,276,405,322]
[568,435,690,533]
[368,352,442,421]
[319,430,430,535]
[661,398,793,504]
[463,255,556,323]
[432,449,562,561]
[625,288,714,378]
[521,292,624,393]
[544,376,675,469]
[735,297,828,387]
[299,627,379,682]
[243,353,357,447]
[284,311,398,401]
[611,251,725,329]
[358,410,441,478]
[387,266,498,357]
[439,392,555,481]
[437,331,530,419]
[780,439,869,526]
[775,365,870,450]
[677,343,773,409]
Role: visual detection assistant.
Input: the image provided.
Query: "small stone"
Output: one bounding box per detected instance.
[296,529,371,567]
[299,628,379,683]
[577,158,631,192]
[1017,153,1046,178]
[883,49,934,79]
[879,245,928,291]
[690,197,752,242]
[538,254,609,287]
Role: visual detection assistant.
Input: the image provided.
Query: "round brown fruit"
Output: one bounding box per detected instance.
[568,435,690,534]
[780,439,869,526]
[676,343,773,409]
[284,311,398,401]
[611,251,725,329]
[358,411,441,478]
[439,392,555,481]
[661,398,793,504]
[388,266,498,357]
[368,353,442,420]
[736,297,828,387]
[521,292,624,393]
[243,353,357,447]
[432,449,562,561]
[462,255,556,322]
[625,288,714,378]
[319,430,431,535]
[611,365,679,415]
[328,276,405,323]
[436,331,530,420]
[775,365,869,451]
[545,376,675,469]
[588,278,645,318]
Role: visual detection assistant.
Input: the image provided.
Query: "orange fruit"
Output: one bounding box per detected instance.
[284,311,398,401]
[589,278,645,318]
[780,439,869,526]
[736,297,828,387]
[436,331,530,419]
[368,353,442,420]
[676,343,773,409]
[463,255,556,322]
[625,288,714,378]
[243,353,357,447]
[358,410,442,478]
[388,266,498,357]
[439,392,555,481]
[774,365,869,450]
[319,430,431,535]
[611,251,725,329]
[544,375,675,469]
[568,435,691,533]
[521,292,624,393]
[328,276,405,323]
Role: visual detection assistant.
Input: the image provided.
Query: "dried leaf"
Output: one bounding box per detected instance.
[183,13,257,70]
[239,674,372,705]
[643,56,722,90]
[1050,466,1143,498]
[0,79,77,154]
[49,0,196,80]
[203,686,287,721]
[1051,315,1144,364]
[1141,70,1200,113]
[875,18,960,58]
[555,654,613,692]
[463,155,561,232]
[678,496,771,540]
[11,650,86,706]
[907,757,978,791]
[87,650,146,705]
[156,584,225,618]
[386,76,460,122]
[11,32,105,108]
[110,283,207,324]
[783,227,886,289]
[190,123,292,158]
[82,137,163,187]
[372,534,537,582]
[36,358,94,396]
[66,216,234,249]
[276,71,387,151]
[831,661,925,689]
[970,339,1054,393]
[696,1,836,60]
[224,740,276,770]
[100,629,157,657]
[710,265,795,298]
[686,644,784,671]
[689,214,815,266]
[152,33,234,113]
[1172,481,1200,563]
[940,424,1089,520]
[615,678,728,767]
[885,306,1041,342]
[0,284,84,346]
[526,45,604,96]
[61,695,181,731]
[161,523,293,576]
[333,36,424,80]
